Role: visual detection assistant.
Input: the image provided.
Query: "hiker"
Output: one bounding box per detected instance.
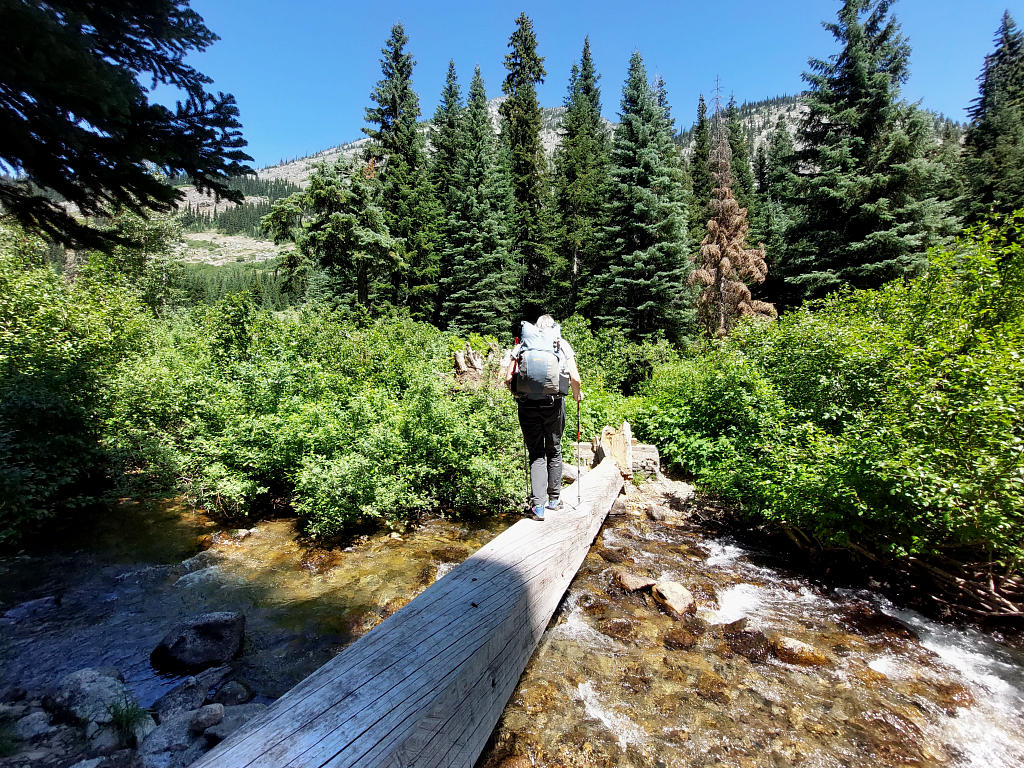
[505,315,583,521]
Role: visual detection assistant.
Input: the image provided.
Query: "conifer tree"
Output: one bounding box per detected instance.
[961,11,1024,221]
[784,0,959,304]
[689,116,776,337]
[594,52,689,341]
[440,68,516,335]
[363,24,440,318]
[688,95,713,246]
[552,37,611,316]
[430,60,464,316]
[500,13,550,312]
[263,161,396,307]
[726,96,756,212]
[760,117,799,302]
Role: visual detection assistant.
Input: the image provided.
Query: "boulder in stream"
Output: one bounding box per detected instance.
[651,581,696,618]
[614,569,655,592]
[150,612,245,674]
[47,668,132,726]
[153,677,206,722]
[770,636,832,667]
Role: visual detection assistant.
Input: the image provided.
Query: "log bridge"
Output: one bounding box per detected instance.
[191,452,626,768]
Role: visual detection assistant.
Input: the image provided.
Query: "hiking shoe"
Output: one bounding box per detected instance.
[530,505,546,521]
[545,499,562,511]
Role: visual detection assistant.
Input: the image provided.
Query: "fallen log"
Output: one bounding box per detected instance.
[190,457,625,768]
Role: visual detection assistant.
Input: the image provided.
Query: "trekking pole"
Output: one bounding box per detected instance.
[576,396,582,506]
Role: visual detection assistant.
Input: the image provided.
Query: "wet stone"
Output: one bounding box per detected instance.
[596,546,633,565]
[597,617,636,642]
[839,601,918,641]
[300,548,341,574]
[430,546,469,563]
[613,569,655,592]
[652,581,696,618]
[212,681,253,707]
[153,677,205,723]
[696,671,729,703]
[663,628,698,650]
[721,617,749,635]
[727,630,772,664]
[770,636,831,667]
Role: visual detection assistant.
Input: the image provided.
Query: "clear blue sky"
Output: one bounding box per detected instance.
[172,0,1017,168]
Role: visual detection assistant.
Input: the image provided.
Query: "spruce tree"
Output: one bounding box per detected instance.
[594,52,689,341]
[759,117,799,305]
[440,68,516,336]
[784,0,959,304]
[726,96,756,213]
[962,12,1024,221]
[552,37,611,317]
[363,24,440,319]
[500,13,550,314]
[688,95,713,247]
[430,60,464,318]
[690,116,775,337]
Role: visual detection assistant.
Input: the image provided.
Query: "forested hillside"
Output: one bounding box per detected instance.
[2,0,1023,621]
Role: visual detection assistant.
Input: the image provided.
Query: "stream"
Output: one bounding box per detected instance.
[2,483,1023,767]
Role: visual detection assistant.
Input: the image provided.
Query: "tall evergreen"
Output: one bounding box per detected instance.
[552,37,611,317]
[961,12,1024,221]
[759,118,799,304]
[363,24,440,319]
[430,60,464,317]
[726,96,756,213]
[688,95,713,246]
[594,52,689,341]
[500,13,550,313]
[440,68,516,335]
[783,0,959,304]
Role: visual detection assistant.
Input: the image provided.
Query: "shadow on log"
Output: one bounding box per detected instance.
[189,453,625,768]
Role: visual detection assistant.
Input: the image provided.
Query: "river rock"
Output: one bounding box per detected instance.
[212,680,253,706]
[86,722,122,756]
[645,502,669,522]
[150,612,245,674]
[2,595,59,623]
[695,671,729,703]
[771,636,831,667]
[651,582,696,618]
[68,759,105,768]
[15,710,55,740]
[48,668,131,725]
[153,677,205,722]
[141,711,195,755]
[202,702,268,746]
[614,569,655,592]
[663,628,698,650]
[597,617,636,642]
[596,546,633,565]
[1,685,27,703]
[188,703,223,734]
[726,630,772,663]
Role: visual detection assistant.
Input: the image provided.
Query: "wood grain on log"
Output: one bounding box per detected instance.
[189,459,624,768]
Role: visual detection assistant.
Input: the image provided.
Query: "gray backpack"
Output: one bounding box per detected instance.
[515,321,569,400]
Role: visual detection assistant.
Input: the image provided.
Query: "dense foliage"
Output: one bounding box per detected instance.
[639,216,1024,563]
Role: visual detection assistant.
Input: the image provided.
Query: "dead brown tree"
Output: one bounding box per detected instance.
[689,111,776,337]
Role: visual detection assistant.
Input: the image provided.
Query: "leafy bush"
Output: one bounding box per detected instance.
[636,215,1024,562]
[0,225,146,542]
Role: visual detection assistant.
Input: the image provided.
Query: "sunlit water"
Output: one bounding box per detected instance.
[480,510,1024,768]
[2,494,1023,768]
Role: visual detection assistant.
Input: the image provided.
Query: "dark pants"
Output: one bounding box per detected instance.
[518,398,566,507]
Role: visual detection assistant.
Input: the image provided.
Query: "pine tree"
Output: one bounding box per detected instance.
[440,68,516,336]
[783,0,960,304]
[500,13,550,314]
[363,24,440,318]
[594,52,689,341]
[552,37,611,317]
[689,115,776,337]
[759,117,799,304]
[962,11,1024,221]
[688,95,713,246]
[726,96,756,212]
